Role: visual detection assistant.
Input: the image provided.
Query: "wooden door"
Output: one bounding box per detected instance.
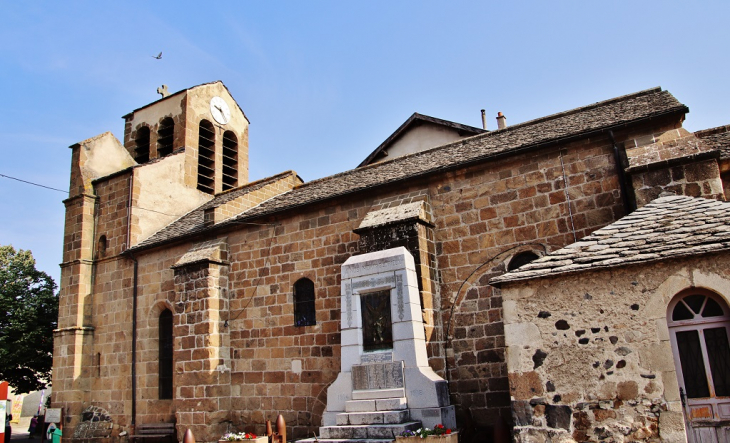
[668,290,730,443]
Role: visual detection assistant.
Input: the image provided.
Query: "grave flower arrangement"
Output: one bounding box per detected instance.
[221,432,258,441]
[398,424,452,439]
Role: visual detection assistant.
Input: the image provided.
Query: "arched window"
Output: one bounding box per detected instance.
[197,120,215,194]
[507,251,539,272]
[97,235,107,259]
[159,309,173,399]
[157,117,175,157]
[294,278,316,326]
[134,126,150,163]
[222,131,238,191]
[668,289,730,425]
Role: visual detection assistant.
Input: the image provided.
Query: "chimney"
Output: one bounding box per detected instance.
[496,112,507,130]
[481,109,487,130]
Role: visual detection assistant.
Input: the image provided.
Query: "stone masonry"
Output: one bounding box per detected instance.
[52,84,729,443]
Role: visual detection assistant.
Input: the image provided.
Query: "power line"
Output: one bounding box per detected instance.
[0,173,67,193]
[0,172,285,223]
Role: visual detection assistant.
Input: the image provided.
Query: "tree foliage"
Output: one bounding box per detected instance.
[0,245,58,394]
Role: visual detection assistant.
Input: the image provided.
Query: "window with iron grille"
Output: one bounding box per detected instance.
[159,309,173,399]
[294,278,316,326]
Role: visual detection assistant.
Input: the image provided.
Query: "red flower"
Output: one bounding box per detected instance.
[445,429,451,435]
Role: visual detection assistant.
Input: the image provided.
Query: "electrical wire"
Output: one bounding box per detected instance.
[0,173,67,193]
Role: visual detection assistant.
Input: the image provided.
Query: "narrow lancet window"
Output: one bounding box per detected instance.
[222,131,238,191]
[134,126,150,163]
[157,117,175,157]
[159,309,173,399]
[294,278,316,326]
[197,120,215,194]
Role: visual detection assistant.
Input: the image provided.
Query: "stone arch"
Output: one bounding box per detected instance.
[442,243,547,429]
[445,243,548,339]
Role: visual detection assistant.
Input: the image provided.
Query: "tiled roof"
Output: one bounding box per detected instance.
[132,171,296,249]
[491,196,730,285]
[695,125,730,160]
[131,87,687,252]
[358,112,487,167]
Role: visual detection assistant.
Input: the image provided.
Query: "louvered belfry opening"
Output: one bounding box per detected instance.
[134,126,150,163]
[197,120,215,194]
[222,130,238,191]
[157,117,175,157]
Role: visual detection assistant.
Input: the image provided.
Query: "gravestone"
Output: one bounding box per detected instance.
[322,247,455,434]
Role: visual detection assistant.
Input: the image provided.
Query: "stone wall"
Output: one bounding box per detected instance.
[625,127,725,207]
[56,112,706,441]
[499,252,730,443]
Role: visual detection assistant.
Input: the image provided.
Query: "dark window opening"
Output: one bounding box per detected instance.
[197,120,215,194]
[134,126,150,163]
[294,278,316,326]
[159,309,173,399]
[97,235,107,259]
[508,251,539,271]
[361,290,393,352]
[676,329,711,398]
[157,117,175,157]
[222,131,238,191]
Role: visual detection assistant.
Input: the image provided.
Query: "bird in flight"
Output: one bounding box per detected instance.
[152,52,162,59]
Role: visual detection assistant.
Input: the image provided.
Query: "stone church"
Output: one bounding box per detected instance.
[53,81,730,443]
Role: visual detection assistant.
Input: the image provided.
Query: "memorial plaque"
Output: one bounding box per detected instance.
[361,290,393,352]
[45,408,62,424]
[352,362,404,390]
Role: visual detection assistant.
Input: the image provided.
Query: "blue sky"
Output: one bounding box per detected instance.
[1,1,729,285]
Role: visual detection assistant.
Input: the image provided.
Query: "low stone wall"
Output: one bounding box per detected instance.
[498,261,708,443]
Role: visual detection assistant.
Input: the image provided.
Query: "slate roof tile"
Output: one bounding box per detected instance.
[132,87,687,252]
[491,195,730,285]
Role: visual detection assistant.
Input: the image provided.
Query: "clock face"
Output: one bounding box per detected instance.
[210,96,231,125]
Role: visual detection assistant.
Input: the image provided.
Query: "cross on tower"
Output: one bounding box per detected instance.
[156,84,170,98]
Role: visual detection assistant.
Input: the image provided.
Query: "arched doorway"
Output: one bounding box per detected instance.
[667,289,730,442]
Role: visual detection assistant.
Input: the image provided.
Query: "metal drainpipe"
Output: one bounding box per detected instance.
[126,172,138,428]
[608,130,633,215]
[130,251,138,427]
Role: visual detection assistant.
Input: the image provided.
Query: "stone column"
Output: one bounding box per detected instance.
[171,239,231,442]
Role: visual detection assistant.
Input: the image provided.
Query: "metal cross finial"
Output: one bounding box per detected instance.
[157,85,170,98]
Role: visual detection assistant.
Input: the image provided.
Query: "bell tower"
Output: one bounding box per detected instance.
[122,81,250,195]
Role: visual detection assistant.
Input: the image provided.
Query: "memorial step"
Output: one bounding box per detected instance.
[345,397,407,412]
[320,422,421,440]
[336,410,410,425]
[352,388,405,400]
[297,438,392,443]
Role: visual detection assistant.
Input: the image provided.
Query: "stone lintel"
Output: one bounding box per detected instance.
[172,238,229,269]
[354,201,433,233]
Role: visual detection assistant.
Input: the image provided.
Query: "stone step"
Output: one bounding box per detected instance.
[320,422,420,440]
[352,388,405,400]
[336,410,410,425]
[297,439,392,443]
[345,397,407,412]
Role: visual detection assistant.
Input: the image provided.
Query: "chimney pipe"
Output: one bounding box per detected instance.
[481,109,487,130]
[496,112,507,130]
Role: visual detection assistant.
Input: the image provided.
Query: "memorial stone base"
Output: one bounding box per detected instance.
[299,248,455,443]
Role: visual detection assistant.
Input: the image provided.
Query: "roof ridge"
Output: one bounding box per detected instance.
[486,87,663,136]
